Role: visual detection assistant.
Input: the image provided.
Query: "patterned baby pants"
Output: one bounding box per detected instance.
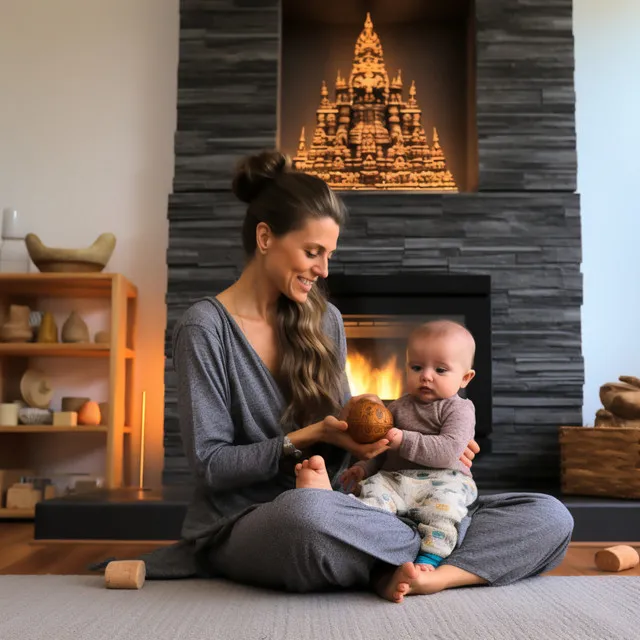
[357,469,478,560]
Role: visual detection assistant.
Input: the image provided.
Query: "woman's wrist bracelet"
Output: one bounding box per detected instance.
[282,435,302,459]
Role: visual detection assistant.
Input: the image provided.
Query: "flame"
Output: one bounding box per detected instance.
[346,352,403,400]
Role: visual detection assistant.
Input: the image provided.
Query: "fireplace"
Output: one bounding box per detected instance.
[327,274,492,446]
[164,0,582,492]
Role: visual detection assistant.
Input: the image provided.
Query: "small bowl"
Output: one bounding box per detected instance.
[19,408,53,425]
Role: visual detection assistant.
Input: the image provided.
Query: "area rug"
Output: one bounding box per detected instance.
[0,575,638,640]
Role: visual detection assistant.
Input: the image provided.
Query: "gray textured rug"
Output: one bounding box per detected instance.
[0,575,638,640]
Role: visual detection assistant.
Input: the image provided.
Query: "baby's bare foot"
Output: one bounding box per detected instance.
[294,455,333,490]
[375,562,448,603]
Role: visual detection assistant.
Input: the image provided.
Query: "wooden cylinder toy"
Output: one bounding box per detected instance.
[104,560,146,589]
[594,545,640,572]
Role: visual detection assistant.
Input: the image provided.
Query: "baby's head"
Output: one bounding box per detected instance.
[405,320,476,403]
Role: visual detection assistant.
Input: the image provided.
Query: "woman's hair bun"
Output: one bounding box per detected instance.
[232,150,292,204]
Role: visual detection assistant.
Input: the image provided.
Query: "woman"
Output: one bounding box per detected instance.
[142,150,573,602]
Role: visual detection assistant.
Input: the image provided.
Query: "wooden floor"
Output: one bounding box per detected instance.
[0,523,638,576]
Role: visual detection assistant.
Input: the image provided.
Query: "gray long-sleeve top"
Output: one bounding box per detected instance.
[140,297,351,578]
[357,393,475,478]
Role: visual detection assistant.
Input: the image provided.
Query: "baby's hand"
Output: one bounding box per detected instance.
[340,465,365,494]
[386,428,403,451]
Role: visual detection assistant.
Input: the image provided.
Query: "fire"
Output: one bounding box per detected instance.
[346,352,404,400]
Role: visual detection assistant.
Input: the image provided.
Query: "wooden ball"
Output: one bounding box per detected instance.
[347,399,394,444]
[105,560,146,589]
[594,545,640,572]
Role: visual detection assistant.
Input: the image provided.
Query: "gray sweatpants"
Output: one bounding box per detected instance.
[357,469,478,559]
[208,489,574,593]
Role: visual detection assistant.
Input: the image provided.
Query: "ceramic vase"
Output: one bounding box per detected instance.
[37,312,58,343]
[61,311,89,343]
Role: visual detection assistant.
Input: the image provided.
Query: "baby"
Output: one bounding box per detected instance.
[340,319,478,569]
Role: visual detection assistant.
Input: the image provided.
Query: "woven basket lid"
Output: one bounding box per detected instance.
[20,369,53,409]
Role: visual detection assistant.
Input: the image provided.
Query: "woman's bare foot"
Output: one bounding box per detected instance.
[375,563,469,603]
[295,455,333,491]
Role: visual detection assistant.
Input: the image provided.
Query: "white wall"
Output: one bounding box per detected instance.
[0,0,179,487]
[574,0,640,424]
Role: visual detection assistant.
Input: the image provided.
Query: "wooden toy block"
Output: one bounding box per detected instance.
[595,545,640,572]
[105,560,146,590]
[53,411,78,427]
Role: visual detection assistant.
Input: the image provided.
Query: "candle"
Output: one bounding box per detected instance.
[2,208,26,239]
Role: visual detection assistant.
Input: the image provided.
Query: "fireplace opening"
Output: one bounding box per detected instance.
[327,273,492,446]
[280,0,477,192]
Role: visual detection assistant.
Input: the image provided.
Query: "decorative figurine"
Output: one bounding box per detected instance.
[61,311,90,343]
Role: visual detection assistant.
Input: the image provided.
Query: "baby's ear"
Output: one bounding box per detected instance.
[460,369,476,388]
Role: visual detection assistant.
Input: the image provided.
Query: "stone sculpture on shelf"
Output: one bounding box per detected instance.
[61,311,90,343]
[594,375,640,427]
[37,311,58,343]
[0,304,32,342]
[25,232,116,273]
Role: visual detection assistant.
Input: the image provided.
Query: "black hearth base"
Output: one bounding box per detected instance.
[33,487,191,541]
[30,486,640,544]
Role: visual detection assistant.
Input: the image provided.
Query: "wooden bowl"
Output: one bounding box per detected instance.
[25,233,116,273]
[347,398,394,444]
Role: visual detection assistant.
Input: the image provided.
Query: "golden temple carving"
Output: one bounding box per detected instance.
[293,13,457,191]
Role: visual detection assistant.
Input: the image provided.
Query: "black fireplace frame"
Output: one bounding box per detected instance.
[326,273,492,446]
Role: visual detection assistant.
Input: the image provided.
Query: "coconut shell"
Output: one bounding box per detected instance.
[347,398,394,444]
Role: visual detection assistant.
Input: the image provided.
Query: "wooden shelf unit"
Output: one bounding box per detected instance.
[0,425,131,434]
[0,343,134,358]
[0,508,35,519]
[0,273,138,493]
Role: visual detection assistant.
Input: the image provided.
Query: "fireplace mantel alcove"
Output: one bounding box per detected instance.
[164,0,582,492]
[280,0,476,192]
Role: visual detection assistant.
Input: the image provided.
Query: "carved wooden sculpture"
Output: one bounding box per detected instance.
[595,375,640,428]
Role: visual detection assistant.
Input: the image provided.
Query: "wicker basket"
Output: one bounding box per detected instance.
[559,426,640,499]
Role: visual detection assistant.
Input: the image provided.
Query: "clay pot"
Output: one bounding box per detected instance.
[61,311,89,343]
[37,312,58,343]
[0,304,32,342]
[78,401,101,426]
[347,398,394,444]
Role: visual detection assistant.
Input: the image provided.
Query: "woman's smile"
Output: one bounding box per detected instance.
[297,276,315,293]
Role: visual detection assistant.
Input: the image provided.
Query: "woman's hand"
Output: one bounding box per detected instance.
[286,414,349,451]
[339,465,365,494]
[288,412,389,460]
[338,393,384,422]
[460,439,480,468]
[324,426,389,461]
[318,416,389,460]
